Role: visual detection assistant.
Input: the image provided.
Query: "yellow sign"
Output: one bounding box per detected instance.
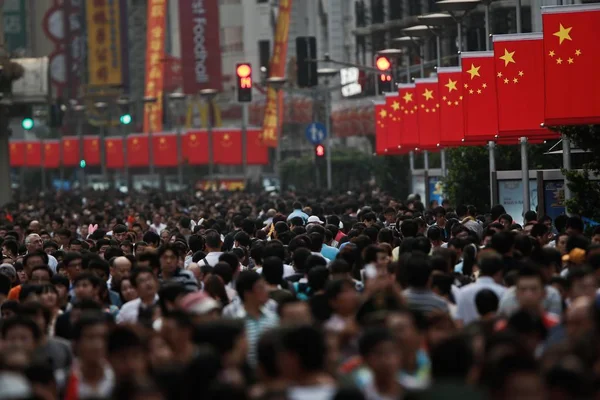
[86,0,122,86]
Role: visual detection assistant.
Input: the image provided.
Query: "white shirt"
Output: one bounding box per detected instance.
[116,295,159,324]
[455,276,506,325]
[256,264,296,278]
[149,223,167,235]
[201,252,224,267]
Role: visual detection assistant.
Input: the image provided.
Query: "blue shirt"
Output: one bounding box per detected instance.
[321,244,339,261]
[287,209,309,223]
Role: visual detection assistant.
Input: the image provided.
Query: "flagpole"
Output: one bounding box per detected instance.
[418,43,430,201]
[515,3,530,217]
[562,136,572,215]
[406,52,415,196]
[484,3,496,207]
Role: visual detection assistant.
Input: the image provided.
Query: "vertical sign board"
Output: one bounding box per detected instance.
[86,0,123,86]
[143,0,167,133]
[3,0,27,54]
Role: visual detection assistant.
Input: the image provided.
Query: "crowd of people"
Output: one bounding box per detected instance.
[0,189,599,400]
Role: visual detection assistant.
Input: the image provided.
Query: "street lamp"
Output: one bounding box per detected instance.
[115,96,132,189]
[265,77,287,189]
[72,101,86,189]
[168,91,186,187]
[417,13,454,68]
[317,68,337,191]
[94,101,109,184]
[435,0,481,53]
[142,96,157,177]
[199,89,218,180]
[392,36,421,82]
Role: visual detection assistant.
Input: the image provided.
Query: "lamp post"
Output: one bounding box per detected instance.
[435,0,481,53]
[72,101,86,189]
[265,77,287,189]
[317,67,338,191]
[199,88,218,181]
[116,96,131,189]
[94,101,108,185]
[168,91,186,188]
[142,96,157,178]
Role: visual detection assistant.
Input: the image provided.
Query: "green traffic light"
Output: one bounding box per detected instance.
[79,160,86,168]
[22,118,34,130]
[120,114,132,125]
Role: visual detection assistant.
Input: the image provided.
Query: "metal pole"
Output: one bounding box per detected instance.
[77,114,85,189]
[176,108,184,188]
[0,134,11,206]
[485,3,491,51]
[457,22,463,53]
[41,141,46,191]
[424,150,430,204]
[123,130,129,191]
[409,150,415,195]
[207,100,214,179]
[241,103,248,184]
[436,35,442,68]
[100,124,107,183]
[562,136,572,215]
[325,86,332,190]
[419,43,425,78]
[440,149,447,178]
[520,137,530,215]
[405,54,411,83]
[148,108,155,177]
[274,92,281,186]
[489,141,496,206]
[516,0,522,34]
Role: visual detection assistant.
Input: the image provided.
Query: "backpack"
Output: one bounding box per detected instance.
[293,282,311,301]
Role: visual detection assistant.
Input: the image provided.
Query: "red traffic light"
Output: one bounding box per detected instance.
[376,56,391,71]
[315,144,325,157]
[236,63,252,78]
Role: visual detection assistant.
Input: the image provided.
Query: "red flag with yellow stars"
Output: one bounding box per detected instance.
[62,137,81,167]
[213,130,242,165]
[153,133,178,167]
[493,33,553,139]
[24,141,42,167]
[397,84,419,150]
[105,138,125,169]
[542,4,600,125]
[127,134,150,167]
[43,140,61,169]
[437,67,465,147]
[415,77,441,150]
[83,136,101,166]
[183,131,209,165]
[9,141,25,167]
[385,92,404,154]
[374,102,388,155]
[461,51,499,142]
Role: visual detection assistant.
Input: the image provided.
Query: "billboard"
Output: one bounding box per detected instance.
[85,0,123,86]
[143,0,167,133]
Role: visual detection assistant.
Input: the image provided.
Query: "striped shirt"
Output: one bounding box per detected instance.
[403,288,449,314]
[159,268,198,292]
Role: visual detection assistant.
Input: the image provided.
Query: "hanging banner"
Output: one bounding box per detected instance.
[3,0,27,54]
[86,0,123,86]
[143,0,166,133]
[179,0,223,93]
[261,0,292,147]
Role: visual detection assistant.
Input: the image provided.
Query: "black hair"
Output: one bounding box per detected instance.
[257,328,281,379]
[72,311,107,341]
[1,315,42,341]
[475,289,499,316]
[88,258,110,277]
[291,247,312,274]
[157,243,181,260]
[279,325,326,372]
[195,319,245,355]
[308,266,330,292]
[400,219,418,238]
[130,267,155,288]
[204,230,222,250]
[23,251,49,268]
[74,272,101,288]
[158,283,189,315]
[50,273,69,288]
[430,334,474,382]
[18,301,51,330]
[566,216,584,233]
[478,252,504,277]
[218,252,239,272]
[235,270,262,301]
[62,252,83,268]
[491,231,515,255]
[358,327,394,357]
[262,256,284,285]
[213,262,234,284]
[329,259,351,275]
[142,231,160,246]
[405,252,432,288]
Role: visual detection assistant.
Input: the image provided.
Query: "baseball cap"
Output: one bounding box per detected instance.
[307,216,324,225]
[562,248,586,265]
[180,292,221,316]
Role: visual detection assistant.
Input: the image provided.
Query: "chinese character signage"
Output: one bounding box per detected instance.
[86,0,123,86]
[3,0,27,54]
[143,0,166,133]
[179,0,223,93]
[261,0,292,147]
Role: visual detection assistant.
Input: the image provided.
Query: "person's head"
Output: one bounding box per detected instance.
[555,233,569,256]
[107,326,147,380]
[204,230,222,252]
[530,223,551,246]
[498,214,513,230]
[236,270,269,306]
[73,272,101,301]
[1,300,19,319]
[475,288,499,319]
[363,244,389,270]
[25,234,43,253]
[17,301,51,339]
[116,277,138,303]
[515,265,546,312]
[131,267,158,300]
[1,316,41,353]
[477,250,504,280]
[73,312,109,366]
[564,296,593,341]
[23,251,47,278]
[359,327,401,379]
[262,256,284,286]
[326,279,358,317]
[161,310,196,353]
[88,258,110,282]
[566,267,597,301]
[277,325,327,380]
[40,284,59,311]
[277,298,313,326]
[157,243,181,277]
[2,238,18,258]
[405,252,432,289]
[29,265,52,285]
[63,252,83,281]
[111,256,133,285]
[566,217,584,235]
[491,231,515,256]
[433,207,447,227]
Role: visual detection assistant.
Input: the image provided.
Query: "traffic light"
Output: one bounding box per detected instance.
[236,63,252,102]
[376,55,392,94]
[79,160,86,169]
[21,117,34,130]
[120,114,132,125]
[315,144,325,157]
[296,36,317,87]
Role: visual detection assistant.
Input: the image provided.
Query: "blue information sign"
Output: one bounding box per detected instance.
[305,122,327,145]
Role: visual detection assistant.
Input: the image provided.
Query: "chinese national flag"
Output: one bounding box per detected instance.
[83,136,101,166]
[246,129,269,165]
[127,135,150,167]
[437,67,466,147]
[398,84,419,150]
[415,78,441,150]
[24,141,42,167]
[213,130,242,165]
[105,138,125,169]
[153,133,178,167]
[385,93,404,154]
[62,137,80,166]
[9,141,25,167]
[183,131,209,165]
[43,141,60,168]
[375,102,388,155]
[542,5,600,125]
[461,51,499,141]
[494,33,552,138]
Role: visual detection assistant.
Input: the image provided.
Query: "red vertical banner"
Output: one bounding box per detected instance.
[397,84,419,150]
[437,67,466,147]
[24,141,42,167]
[461,51,499,141]
[83,136,101,166]
[246,129,269,165]
[9,142,25,167]
[213,130,242,165]
[183,131,209,165]
[385,93,403,153]
[178,0,223,93]
[415,78,441,150]
[261,0,292,147]
[542,4,600,125]
[375,102,388,155]
[43,141,61,168]
[127,135,150,167]
[62,136,80,166]
[143,0,166,133]
[493,33,549,138]
[105,138,125,169]
[153,133,178,167]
